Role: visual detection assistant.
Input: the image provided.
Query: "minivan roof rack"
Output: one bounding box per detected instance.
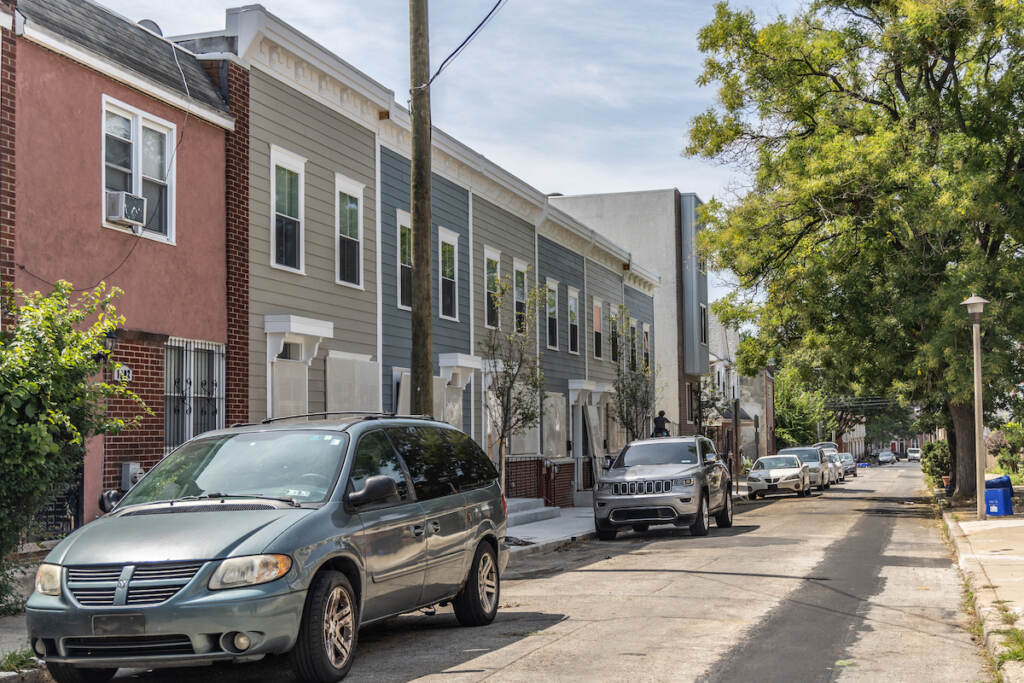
[259,411,436,425]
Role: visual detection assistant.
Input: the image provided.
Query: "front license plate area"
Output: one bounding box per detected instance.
[92,614,145,636]
[767,484,778,491]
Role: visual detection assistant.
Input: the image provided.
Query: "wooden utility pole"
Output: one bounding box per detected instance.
[409,0,433,416]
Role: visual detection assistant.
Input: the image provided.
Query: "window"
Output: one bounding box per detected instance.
[270,146,306,272]
[592,299,603,359]
[484,248,500,329]
[643,323,650,368]
[546,280,559,350]
[568,287,580,354]
[514,260,528,333]
[349,431,411,503]
[610,312,619,362]
[397,210,412,309]
[443,429,499,491]
[439,228,458,320]
[629,319,638,370]
[386,426,459,500]
[164,339,226,451]
[688,382,698,423]
[103,97,175,239]
[700,303,708,345]
[335,174,364,287]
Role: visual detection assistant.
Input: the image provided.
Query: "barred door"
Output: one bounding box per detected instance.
[165,339,226,452]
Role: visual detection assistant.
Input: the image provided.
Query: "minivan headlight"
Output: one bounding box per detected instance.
[672,477,695,489]
[209,555,292,590]
[35,563,61,596]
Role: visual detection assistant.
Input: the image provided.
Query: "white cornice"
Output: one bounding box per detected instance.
[20,22,234,131]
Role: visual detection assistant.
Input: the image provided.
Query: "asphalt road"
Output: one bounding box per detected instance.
[115,462,990,682]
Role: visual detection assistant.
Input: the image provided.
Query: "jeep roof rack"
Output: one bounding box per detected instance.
[258,411,435,425]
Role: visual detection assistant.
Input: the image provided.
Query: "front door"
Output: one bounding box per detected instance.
[348,430,426,621]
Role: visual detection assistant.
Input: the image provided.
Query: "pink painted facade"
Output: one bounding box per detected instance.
[11,39,230,524]
[14,41,227,341]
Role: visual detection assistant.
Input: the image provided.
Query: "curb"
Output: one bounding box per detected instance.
[506,531,596,562]
[941,509,1024,682]
[0,658,48,682]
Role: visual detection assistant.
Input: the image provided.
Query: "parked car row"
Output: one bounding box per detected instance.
[747,445,857,500]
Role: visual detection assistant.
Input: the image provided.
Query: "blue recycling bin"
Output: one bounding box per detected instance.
[986,475,1013,490]
[985,487,1014,516]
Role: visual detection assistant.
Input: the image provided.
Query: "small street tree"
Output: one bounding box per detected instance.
[479,272,544,491]
[0,283,146,613]
[609,308,656,442]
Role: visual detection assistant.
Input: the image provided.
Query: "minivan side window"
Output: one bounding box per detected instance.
[386,426,459,501]
[349,431,412,503]
[443,429,499,491]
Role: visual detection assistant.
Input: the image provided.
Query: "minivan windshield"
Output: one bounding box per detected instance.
[119,431,349,507]
[753,456,800,470]
[613,441,699,468]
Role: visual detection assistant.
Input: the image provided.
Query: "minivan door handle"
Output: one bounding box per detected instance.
[427,520,441,534]
[411,524,425,537]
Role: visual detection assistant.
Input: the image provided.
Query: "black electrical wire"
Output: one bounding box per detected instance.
[415,0,507,91]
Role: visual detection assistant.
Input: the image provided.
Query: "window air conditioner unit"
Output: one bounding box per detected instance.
[105,190,147,228]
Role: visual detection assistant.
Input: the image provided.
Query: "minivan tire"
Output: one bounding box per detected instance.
[715,487,733,528]
[45,665,116,683]
[689,492,710,536]
[453,542,500,627]
[289,569,358,683]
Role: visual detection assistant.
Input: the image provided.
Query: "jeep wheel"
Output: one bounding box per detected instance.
[45,665,116,683]
[289,569,358,682]
[689,492,710,536]
[715,488,733,528]
[453,542,500,627]
[595,518,618,541]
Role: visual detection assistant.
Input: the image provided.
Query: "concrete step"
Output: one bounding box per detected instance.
[508,505,561,527]
[506,497,546,514]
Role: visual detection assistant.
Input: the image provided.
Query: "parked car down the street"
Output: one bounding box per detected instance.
[26,415,508,683]
[777,447,830,491]
[907,447,922,462]
[746,455,810,499]
[839,452,858,477]
[878,450,896,465]
[824,451,845,483]
[594,436,733,540]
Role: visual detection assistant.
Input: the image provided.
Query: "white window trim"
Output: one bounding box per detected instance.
[334,172,365,289]
[483,246,501,330]
[700,303,709,345]
[546,277,559,351]
[567,286,580,355]
[396,209,412,311]
[592,297,603,360]
[269,145,307,274]
[101,94,177,245]
[438,226,460,322]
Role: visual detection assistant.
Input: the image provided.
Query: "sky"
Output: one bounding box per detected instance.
[100,0,802,301]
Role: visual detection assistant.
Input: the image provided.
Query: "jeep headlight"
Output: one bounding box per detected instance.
[35,563,61,596]
[672,477,695,489]
[209,555,292,590]
[597,481,612,491]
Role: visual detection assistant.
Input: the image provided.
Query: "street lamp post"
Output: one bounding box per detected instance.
[961,295,989,520]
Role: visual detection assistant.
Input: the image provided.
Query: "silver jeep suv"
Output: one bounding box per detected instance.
[594,436,733,539]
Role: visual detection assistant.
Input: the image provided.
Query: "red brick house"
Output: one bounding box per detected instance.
[0,0,237,525]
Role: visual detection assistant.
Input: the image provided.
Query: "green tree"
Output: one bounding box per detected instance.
[773,365,830,448]
[695,374,729,436]
[609,307,656,442]
[689,1,1024,499]
[479,272,545,491]
[0,283,146,613]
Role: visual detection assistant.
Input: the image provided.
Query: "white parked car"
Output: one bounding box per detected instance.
[778,447,830,491]
[823,450,844,483]
[746,455,810,499]
[907,447,922,462]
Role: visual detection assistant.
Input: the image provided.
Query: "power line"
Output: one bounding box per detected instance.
[414,0,507,91]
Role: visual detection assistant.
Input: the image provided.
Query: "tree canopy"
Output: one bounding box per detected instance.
[688,0,1024,497]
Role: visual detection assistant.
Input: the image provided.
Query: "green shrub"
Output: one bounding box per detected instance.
[921,440,951,484]
[997,447,1021,474]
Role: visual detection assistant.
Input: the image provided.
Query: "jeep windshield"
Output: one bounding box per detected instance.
[118,431,350,507]
[613,441,699,468]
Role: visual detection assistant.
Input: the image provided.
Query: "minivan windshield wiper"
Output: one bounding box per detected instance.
[172,493,302,507]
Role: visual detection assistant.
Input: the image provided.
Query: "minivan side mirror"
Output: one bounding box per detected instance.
[346,475,398,507]
[99,489,122,513]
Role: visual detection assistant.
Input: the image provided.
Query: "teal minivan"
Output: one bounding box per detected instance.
[26,415,507,683]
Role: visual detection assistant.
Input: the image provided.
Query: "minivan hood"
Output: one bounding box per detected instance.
[606,464,700,480]
[46,508,317,566]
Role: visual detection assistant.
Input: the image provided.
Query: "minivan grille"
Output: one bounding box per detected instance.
[612,480,673,496]
[66,561,204,607]
[63,634,194,658]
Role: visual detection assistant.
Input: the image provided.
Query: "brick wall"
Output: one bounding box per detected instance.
[103,337,165,490]
[546,461,575,508]
[507,458,542,499]
[0,18,16,327]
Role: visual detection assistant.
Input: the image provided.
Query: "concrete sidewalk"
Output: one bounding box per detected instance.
[944,491,1024,682]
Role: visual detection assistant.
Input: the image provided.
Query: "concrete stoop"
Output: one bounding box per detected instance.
[506,498,560,526]
[942,510,1024,682]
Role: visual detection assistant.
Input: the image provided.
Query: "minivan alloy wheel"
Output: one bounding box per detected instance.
[477,551,498,613]
[323,586,355,668]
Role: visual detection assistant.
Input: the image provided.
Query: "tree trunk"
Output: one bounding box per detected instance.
[949,401,976,499]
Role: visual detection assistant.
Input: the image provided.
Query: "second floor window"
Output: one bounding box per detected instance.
[593,300,603,359]
[629,321,637,370]
[270,146,306,273]
[439,229,458,320]
[485,252,499,328]
[568,288,580,354]
[546,281,559,350]
[610,314,619,362]
[399,222,412,308]
[514,265,528,333]
[643,324,650,368]
[700,304,709,344]
[336,174,363,287]
[103,98,175,239]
